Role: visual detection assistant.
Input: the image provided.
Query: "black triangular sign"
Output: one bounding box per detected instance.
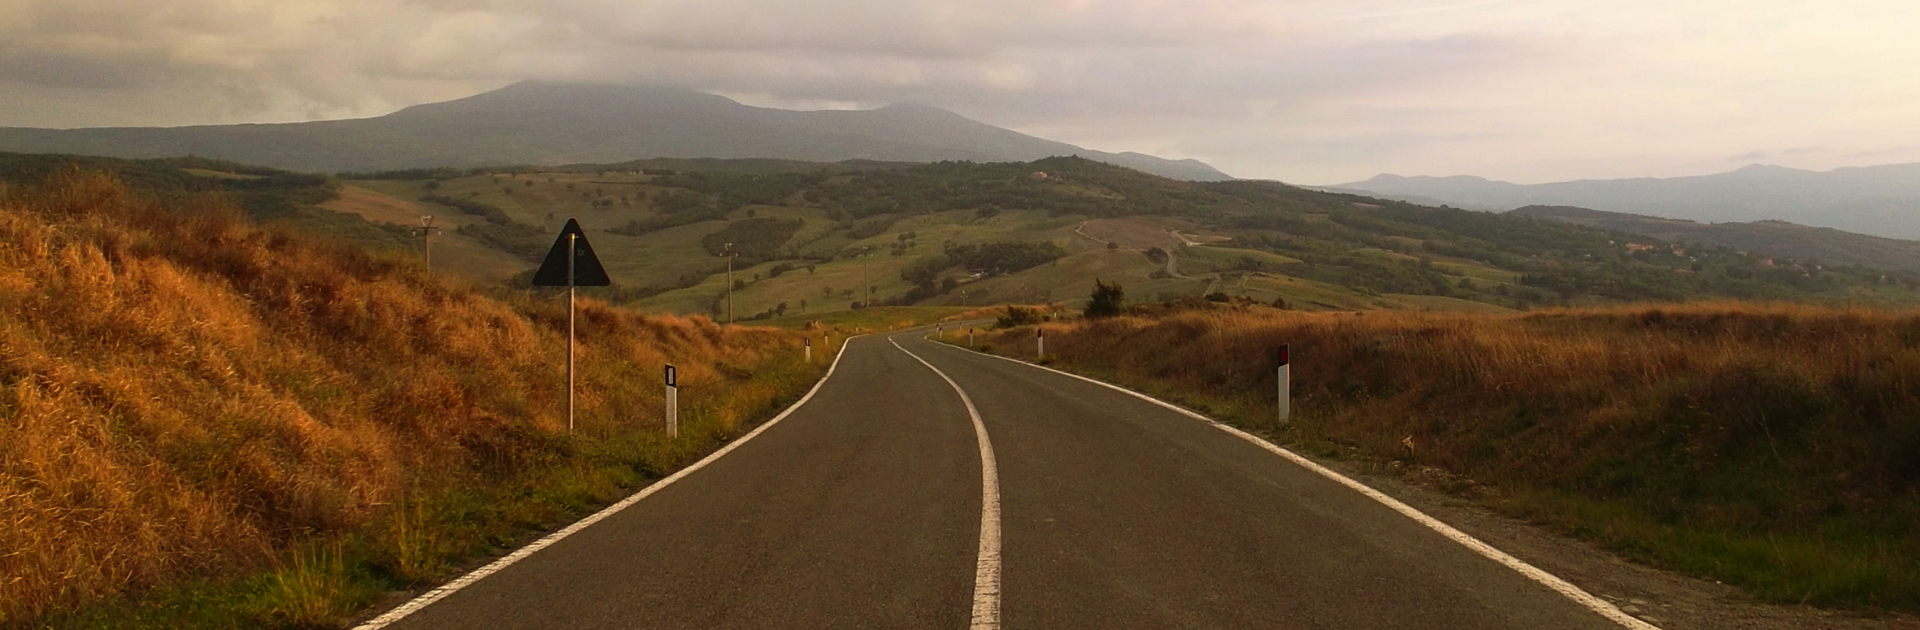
[531,218,611,287]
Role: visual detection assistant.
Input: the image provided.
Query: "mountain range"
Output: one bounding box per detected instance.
[0,81,1231,181]
[1509,205,1920,272]
[1327,163,1920,240]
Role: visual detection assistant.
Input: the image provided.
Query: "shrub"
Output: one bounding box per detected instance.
[1084,279,1126,319]
[997,305,1044,328]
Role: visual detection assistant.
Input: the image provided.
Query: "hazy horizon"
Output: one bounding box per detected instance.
[2,0,1914,185]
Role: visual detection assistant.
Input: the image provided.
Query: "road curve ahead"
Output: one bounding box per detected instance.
[365,328,1648,630]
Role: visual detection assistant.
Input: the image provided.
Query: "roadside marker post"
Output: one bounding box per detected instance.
[805,337,812,363]
[1277,343,1291,426]
[665,364,679,438]
[1037,328,1045,359]
[969,328,975,348]
[530,218,611,433]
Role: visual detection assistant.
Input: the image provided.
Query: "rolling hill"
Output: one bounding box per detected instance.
[1510,205,1920,273]
[0,81,1231,182]
[8,151,1918,323]
[319,156,1920,317]
[1327,163,1920,239]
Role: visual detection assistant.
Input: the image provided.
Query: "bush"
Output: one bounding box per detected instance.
[1084,279,1126,319]
[996,305,1044,328]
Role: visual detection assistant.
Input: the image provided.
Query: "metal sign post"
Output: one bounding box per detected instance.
[1277,344,1291,426]
[567,233,575,433]
[665,365,679,438]
[530,218,611,435]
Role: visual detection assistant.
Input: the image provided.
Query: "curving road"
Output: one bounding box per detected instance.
[359,328,1651,630]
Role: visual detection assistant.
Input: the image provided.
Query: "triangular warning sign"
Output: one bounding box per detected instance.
[531,218,611,287]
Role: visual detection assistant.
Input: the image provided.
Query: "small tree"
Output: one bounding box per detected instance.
[1084,279,1125,319]
[997,305,1043,328]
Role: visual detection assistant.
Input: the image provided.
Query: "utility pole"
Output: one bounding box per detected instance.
[862,246,873,308]
[413,215,441,269]
[725,242,735,324]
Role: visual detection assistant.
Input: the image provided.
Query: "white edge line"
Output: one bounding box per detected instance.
[353,336,861,630]
[934,340,1660,630]
[889,336,1001,630]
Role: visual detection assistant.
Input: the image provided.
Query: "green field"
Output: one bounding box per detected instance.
[294,158,1920,319]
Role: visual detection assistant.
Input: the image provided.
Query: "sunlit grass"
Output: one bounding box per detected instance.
[0,171,827,627]
[962,301,1920,611]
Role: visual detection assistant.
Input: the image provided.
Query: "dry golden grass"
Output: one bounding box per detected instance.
[0,171,813,624]
[975,302,1920,610]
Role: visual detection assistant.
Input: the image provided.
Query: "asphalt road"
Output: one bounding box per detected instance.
[366,328,1641,630]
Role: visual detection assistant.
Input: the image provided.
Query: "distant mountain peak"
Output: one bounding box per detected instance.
[1331,161,1920,240]
[1356,173,1499,184]
[0,80,1234,181]
[875,102,950,113]
[1729,163,1814,177]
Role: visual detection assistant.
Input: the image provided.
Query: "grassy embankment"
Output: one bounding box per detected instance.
[0,172,836,628]
[962,302,1920,612]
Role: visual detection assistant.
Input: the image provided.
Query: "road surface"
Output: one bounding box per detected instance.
[361,329,1646,630]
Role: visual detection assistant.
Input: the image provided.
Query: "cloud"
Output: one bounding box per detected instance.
[0,0,1915,183]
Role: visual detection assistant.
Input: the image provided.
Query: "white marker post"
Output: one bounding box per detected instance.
[969,328,975,348]
[1037,328,1045,359]
[665,364,679,438]
[804,337,812,363]
[1277,343,1291,426]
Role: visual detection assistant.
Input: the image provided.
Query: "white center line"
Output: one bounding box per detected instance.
[890,336,1001,630]
[949,342,1661,630]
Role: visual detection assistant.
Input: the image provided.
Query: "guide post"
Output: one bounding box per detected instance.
[665,364,679,438]
[1277,344,1291,426]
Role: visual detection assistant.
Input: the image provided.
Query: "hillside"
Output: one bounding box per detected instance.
[0,81,1231,182]
[1325,162,1920,239]
[7,151,1917,324]
[1511,204,1920,273]
[0,170,827,626]
[318,156,1920,319]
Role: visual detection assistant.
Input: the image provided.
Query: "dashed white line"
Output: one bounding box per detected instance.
[943,342,1661,630]
[890,336,1002,630]
[352,337,859,630]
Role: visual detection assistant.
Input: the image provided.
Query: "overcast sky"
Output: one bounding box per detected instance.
[2,0,1915,184]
